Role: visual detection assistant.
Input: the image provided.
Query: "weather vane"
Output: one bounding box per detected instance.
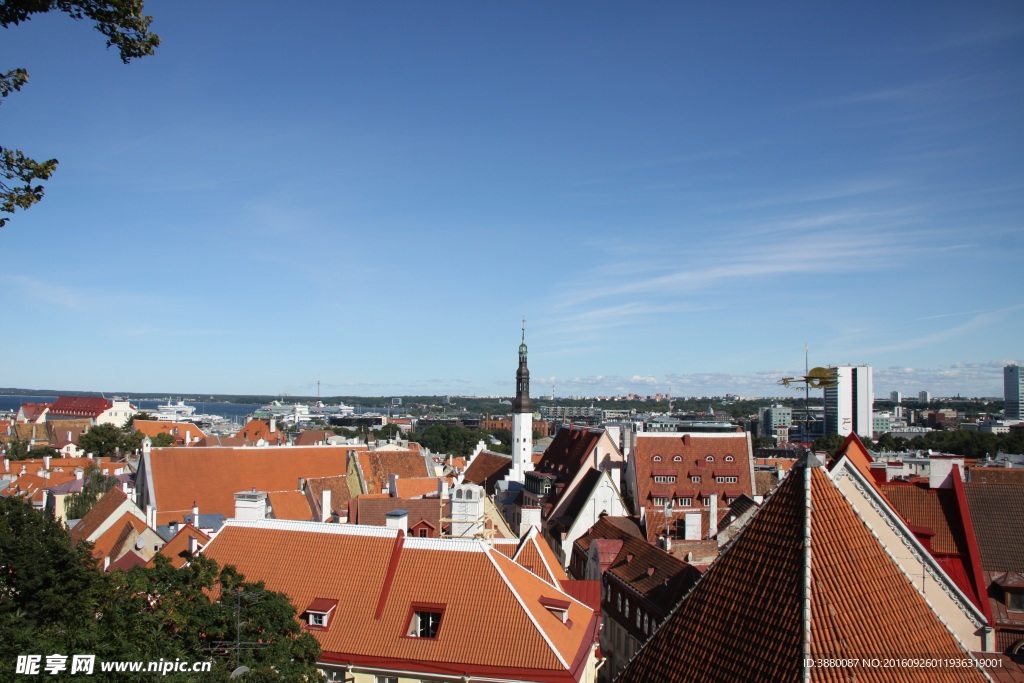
[778,345,839,445]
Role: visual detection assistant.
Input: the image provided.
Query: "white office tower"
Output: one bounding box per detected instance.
[509,325,534,484]
[890,391,902,404]
[1006,365,1023,419]
[824,365,874,439]
[919,391,931,403]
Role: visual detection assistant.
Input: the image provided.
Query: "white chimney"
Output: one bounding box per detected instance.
[75,468,84,481]
[684,511,701,541]
[385,509,408,534]
[709,494,718,539]
[233,490,268,520]
[438,478,449,499]
[66,431,72,443]
[146,504,156,529]
[103,556,110,571]
[321,489,332,522]
[270,418,276,433]
[3,458,9,473]
[929,458,963,490]
[43,455,51,469]
[188,535,198,554]
[87,453,93,460]
[192,501,199,521]
[185,430,191,444]
[389,473,400,497]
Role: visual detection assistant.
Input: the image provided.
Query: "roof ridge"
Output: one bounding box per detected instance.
[484,546,569,669]
[800,459,813,681]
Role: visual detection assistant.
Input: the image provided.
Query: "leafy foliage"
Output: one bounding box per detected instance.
[1,0,159,227]
[150,432,175,447]
[1,497,321,681]
[77,422,141,457]
[408,424,491,457]
[63,462,120,519]
[1,438,59,461]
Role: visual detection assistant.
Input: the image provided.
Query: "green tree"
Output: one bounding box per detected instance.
[2,438,59,461]
[812,434,845,457]
[64,462,120,519]
[150,432,175,447]
[751,436,776,450]
[77,422,128,457]
[1,0,160,228]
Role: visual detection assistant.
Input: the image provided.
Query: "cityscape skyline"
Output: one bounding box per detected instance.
[1,3,1022,398]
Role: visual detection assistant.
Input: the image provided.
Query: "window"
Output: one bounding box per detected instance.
[672,455,682,462]
[1010,592,1024,612]
[635,609,641,628]
[308,612,326,627]
[653,475,676,483]
[375,677,398,683]
[725,455,734,462]
[652,455,662,462]
[702,497,711,506]
[617,593,622,612]
[677,497,692,506]
[407,609,443,638]
[691,476,701,483]
[418,529,428,538]
[652,497,667,507]
[705,455,714,462]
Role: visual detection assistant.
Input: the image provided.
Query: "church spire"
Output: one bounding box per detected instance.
[513,317,532,414]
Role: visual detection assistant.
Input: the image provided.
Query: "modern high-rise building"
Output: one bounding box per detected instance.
[1005,364,1022,420]
[890,391,902,404]
[918,391,931,403]
[824,365,874,439]
[758,405,793,439]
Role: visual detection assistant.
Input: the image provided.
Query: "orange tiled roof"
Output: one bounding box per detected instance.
[17,402,51,423]
[462,451,512,494]
[632,432,754,511]
[294,430,331,446]
[513,527,569,587]
[616,459,989,683]
[133,420,206,444]
[143,446,350,523]
[234,419,287,446]
[268,490,314,521]
[148,524,210,569]
[393,476,441,499]
[89,512,149,560]
[354,449,432,495]
[70,487,129,544]
[306,475,351,518]
[202,520,599,679]
[880,481,969,555]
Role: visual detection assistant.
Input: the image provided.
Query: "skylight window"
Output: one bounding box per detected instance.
[407,605,444,639]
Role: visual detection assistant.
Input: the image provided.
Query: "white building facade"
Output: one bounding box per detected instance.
[824,365,874,439]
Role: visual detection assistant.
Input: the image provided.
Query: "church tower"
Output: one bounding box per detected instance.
[510,320,534,483]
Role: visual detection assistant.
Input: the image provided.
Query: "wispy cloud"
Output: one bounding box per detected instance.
[2,275,93,312]
[856,304,1024,355]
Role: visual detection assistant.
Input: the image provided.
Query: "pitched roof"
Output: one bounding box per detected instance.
[306,474,351,518]
[202,520,599,680]
[604,535,702,616]
[572,516,643,557]
[355,449,433,495]
[512,527,570,587]
[536,426,604,484]
[133,420,206,444]
[551,468,607,530]
[50,396,113,418]
[880,481,969,555]
[70,487,129,544]
[349,497,448,531]
[148,523,210,569]
[393,476,442,499]
[969,467,1024,485]
[294,430,331,446]
[46,420,92,448]
[462,451,513,494]
[616,460,989,683]
[268,490,315,521]
[143,446,350,523]
[89,512,149,560]
[632,432,754,510]
[107,549,147,572]
[962,482,1024,573]
[234,419,287,446]
[17,402,51,422]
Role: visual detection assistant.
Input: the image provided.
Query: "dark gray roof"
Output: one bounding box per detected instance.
[963,482,1024,572]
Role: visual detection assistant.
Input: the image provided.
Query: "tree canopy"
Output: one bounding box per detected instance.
[1,496,321,680]
[1,0,160,228]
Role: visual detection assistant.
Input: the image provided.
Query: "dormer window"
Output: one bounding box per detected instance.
[673,455,682,462]
[406,603,444,638]
[539,596,571,624]
[705,455,714,462]
[652,455,662,462]
[725,455,734,462]
[303,598,338,629]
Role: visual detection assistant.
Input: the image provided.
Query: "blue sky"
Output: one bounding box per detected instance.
[1,1,1022,398]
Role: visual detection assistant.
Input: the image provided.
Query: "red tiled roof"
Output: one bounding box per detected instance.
[268,490,315,521]
[349,497,448,532]
[107,549,147,572]
[70,487,129,544]
[202,521,599,680]
[143,446,350,524]
[355,449,432,496]
[149,524,210,569]
[89,512,148,560]
[962,482,1024,573]
[18,402,50,422]
[294,430,331,446]
[462,451,512,494]
[234,420,287,446]
[513,528,569,587]
[969,468,1024,485]
[306,475,351,518]
[133,420,206,445]
[393,476,442,499]
[632,433,754,512]
[616,461,989,683]
[880,481,968,555]
[50,396,113,418]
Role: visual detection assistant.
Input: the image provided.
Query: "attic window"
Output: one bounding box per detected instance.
[1009,591,1024,612]
[407,603,444,639]
[303,598,338,629]
[539,596,571,624]
[705,455,714,462]
[673,455,682,462]
[652,455,662,462]
[725,455,734,462]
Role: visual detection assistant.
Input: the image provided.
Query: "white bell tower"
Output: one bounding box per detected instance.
[510,318,534,484]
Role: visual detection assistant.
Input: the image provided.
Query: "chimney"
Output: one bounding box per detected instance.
[298,477,306,492]
[168,520,179,536]
[389,473,400,497]
[321,489,332,522]
[185,430,191,445]
[192,501,199,522]
[233,490,268,520]
[684,511,701,541]
[146,504,156,529]
[87,453,93,460]
[709,493,718,539]
[103,556,110,571]
[188,535,198,554]
[385,509,409,534]
[3,458,9,473]
[66,431,72,443]
[75,468,84,481]
[438,478,449,499]
[664,534,672,553]
[43,455,51,469]
[270,418,276,433]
